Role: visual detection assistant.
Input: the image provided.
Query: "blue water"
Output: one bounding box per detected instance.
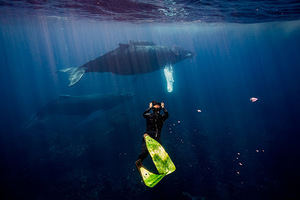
[1,3,300,200]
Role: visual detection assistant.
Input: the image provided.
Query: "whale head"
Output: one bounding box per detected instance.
[171,46,194,62]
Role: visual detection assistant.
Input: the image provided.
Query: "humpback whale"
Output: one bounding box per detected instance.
[24,93,133,128]
[60,41,193,86]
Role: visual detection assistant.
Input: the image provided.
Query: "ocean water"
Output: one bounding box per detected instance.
[1,1,300,200]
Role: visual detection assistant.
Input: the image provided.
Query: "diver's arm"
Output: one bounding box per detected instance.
[162,108,169,121]
[143,102,153,118]
[143,108,151,118]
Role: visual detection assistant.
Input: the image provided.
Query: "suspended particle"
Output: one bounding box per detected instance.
[250,97,258,102]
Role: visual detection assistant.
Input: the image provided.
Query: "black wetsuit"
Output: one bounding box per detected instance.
[138,107,169,161]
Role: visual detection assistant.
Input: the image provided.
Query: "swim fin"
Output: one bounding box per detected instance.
[144,134,176,175]
[136,134,176,187]
[136,164,165,188]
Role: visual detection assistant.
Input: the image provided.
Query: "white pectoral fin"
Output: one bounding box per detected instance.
[59,67,86,86]
[163,64,174,93]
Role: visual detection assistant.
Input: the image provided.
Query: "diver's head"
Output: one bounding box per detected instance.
[151,101,161,113]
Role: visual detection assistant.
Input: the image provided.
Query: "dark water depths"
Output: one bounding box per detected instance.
[1,2,300,200]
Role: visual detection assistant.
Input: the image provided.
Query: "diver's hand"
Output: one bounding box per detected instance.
[149,102,153,108]
[161,102,165,108]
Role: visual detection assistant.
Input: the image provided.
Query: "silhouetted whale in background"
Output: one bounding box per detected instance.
[24,93,133,128]
[60,41,193,86]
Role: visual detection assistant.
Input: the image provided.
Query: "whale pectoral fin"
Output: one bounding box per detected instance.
[76,110,104,128]
[59,67,86,86]
[22,114,39,129]
[163,64,174,93]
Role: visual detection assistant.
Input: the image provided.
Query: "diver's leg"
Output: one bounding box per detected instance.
[138,137,149,161]
[136,137,148,168]
[154,131,161,143]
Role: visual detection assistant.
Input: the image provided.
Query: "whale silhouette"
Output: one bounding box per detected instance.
[24,93,133,128]
[60,41,193,86]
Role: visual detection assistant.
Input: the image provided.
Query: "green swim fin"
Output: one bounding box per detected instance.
[144,135,176,175]
[136,134,176,187]
[138,166,165,188]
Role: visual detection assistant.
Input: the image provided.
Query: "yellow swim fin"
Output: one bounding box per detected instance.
[137,165,165,188]
[136,134,176,187]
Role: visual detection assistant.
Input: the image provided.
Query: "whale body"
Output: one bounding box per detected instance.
[24,93,133,128]
[36,94,133,118]
[60,41,193,86]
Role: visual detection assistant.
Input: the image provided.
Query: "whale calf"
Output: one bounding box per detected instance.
[24,93,133,128]
[60,41,193,86]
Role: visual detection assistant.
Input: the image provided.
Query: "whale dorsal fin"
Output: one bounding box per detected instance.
[129,41,155,46]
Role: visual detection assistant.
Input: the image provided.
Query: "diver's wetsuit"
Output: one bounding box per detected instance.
[138,107,169,161]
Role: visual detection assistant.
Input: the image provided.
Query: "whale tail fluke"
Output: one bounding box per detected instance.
[59,67,86,86]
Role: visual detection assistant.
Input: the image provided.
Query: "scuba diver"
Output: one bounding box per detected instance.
[136,101,169,168]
